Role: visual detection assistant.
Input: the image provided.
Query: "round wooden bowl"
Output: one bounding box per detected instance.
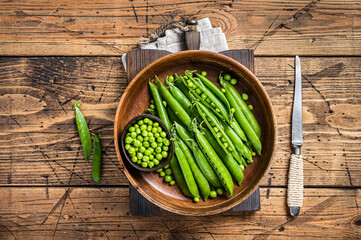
[114,50,277,216]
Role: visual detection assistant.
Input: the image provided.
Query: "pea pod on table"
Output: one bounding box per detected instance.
[73,100,92,161]
[92,133,102,184]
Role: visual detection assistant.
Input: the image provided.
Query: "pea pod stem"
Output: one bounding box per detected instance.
[73,100,92,162]
[92,133,102,184]
[176,135,210,201]
[174,122,223,188]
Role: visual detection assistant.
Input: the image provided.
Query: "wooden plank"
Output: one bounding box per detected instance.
[0,57,360,187]
[0,187,359,239]
[0,0,361,56]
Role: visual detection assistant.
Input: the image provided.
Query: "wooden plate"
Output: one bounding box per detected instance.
[114,50,277,216]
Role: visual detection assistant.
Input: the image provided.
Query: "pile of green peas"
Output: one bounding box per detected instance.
[156,164,176,186]
[125,117,171,168]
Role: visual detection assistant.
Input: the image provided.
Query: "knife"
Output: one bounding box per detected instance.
[287,56,304,216]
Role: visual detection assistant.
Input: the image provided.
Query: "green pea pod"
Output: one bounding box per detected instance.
[92,133,102,184]
[170,155,193,198]
[220,121,251,165]
[229,119,247,143]
[73,100,92,161]
[157,76,192,128]
[166,106,186,128]
[149,81,172,130]
[174,122,223,188]
[220,75,261,138]
[176,136,210,201]
[166,78,192,116]
[192,125,234,196]
[174,73,192,100]
[202,128,244,186]
[173,140,200,198]
[221,79,262,154]
[194,72,230,110]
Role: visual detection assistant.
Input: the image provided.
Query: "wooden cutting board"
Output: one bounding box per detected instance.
[126,49,260,216]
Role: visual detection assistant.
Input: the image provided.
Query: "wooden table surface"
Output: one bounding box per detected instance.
[0,0,360,239]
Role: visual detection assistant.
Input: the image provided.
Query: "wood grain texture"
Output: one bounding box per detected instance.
[1,0,361,56]
[0,187,359,239]
[0,56,360,187]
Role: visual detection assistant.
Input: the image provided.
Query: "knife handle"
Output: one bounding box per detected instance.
[287,154,303,208]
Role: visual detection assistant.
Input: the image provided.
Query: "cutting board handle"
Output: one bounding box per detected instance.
[185,20,200,50]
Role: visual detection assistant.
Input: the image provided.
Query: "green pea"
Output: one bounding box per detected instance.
[192,84,197,90]
[150,104,155,109]
[138,120,144,125]
[143,156,149,162]
[158,142,163,147]
[148,132,153,138]
[136,135,143,142]
[154,133,160,138]
[224,73,231,81]
[147,125,152,131]
[156,168,163,173]
[137,152,143,160]
[154,159,160,165]
[144,118,149,124]
[144,137,149,142]
[201,93,207,99]
[170,180,175,186]
[135,128,141,135]
[221,137,227,143]
[156,153,163,160]
[215,108,220,112]
[210,102,216,108]
[125,136,133,144]
[142,130,148,137]
[137,160,142,165]
[231,108,235,113]
[125,144,131,150]
[149,137,155,143]
[206,97,212,104]
[240,164,245,171]
[242,93,249,101]
[151,128,157,134]
[168,75,175,81]
[161,151,168,158]
[151,99,154,104]
[163,139,170,146]
[224,142,229,148]
[252,151,256,156]
[157,127,162,133]
[160,131,167,138]
[149,162,154,168]
[155,147,162,153]
[149,148,154,153]
[162,146,169,151]
[133,140,141,147]
[128,147,135,155]
[149,155,154,160]
[153,122,159,127]
[194,197,200,203]
[221,88,226,93]
[151,142,157,148]
[230,78,237,85]
[164,175,172,182]
[134,124,139,129]
[216,188,224,195]
[129,127,135,132]
[210,191,217,198]
[248,104,254,111]
[126,133,131,137]
[188,82,194,88]
[141,162,148,168]
[148,120,153,125]
[201,71,207,76]
[134,147,139,152]
[216,132,222,138]
[131,156,138,163]
[165,168,172,175]
[213,127,219,133]
[160,172,166,177]
[145,150,151,156]
[157,137,163,143]
[196,88,202,94]
[164,164,170,169]
[143,142,150,148]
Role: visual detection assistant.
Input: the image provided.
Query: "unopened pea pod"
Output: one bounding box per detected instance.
[220,76,261,138]
[194,72,230,110]
[230,119,247,143]
[166,106,187,130]
[173,140,200,198]
[170,155,193,198]
[192,126,234,196]
[174,73,192,100]
[177,136,210,201]
[174,122,223,188]
[157,76,192,128]
[149,81,171,129]
[184,71,230,123]
[221,79,262,154]
[202,128,244,185]
[166,77,193,116]
[220,121,251,165]
[73,100,92,162]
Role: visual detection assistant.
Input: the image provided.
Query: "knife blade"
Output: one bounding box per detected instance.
[287,56,304,216]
